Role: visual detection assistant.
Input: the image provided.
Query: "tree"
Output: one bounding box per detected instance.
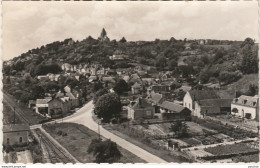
[93,88,108,104]
[119,37,127,43]
[88,139,122,163]
[168,59,177,71]
[34,63,62,76]
[94,93,122,122]
[240,37,258,74]
[169,121,188,138]
[199,70,210,84]
[113,79,128,95]
[246,84,258,96]
[155,55,167,71]
[93,81,104,92]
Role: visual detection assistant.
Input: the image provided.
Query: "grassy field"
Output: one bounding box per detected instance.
[218,73,258,98]
[43,123,145,163]
[3,102,23,124]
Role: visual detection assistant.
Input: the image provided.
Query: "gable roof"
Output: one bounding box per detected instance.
[132,82,142,89]
[29,100,36,104]
[131,98,152,109]
[36,98,52,104]
[199,99,233,108]
[160,101,186,113]
[232,95,259,107]
[189,90,220,101]
[3,124,30,133]
[66,92,76,99]
[150,92,163,104]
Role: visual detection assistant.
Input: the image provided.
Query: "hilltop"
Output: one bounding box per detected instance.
[3,29,258,90]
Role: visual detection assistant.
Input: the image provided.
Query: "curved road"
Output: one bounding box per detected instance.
[54,101,167,163]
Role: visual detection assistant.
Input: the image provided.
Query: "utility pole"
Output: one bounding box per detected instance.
[13,107,16,124]
[98,120,100,140]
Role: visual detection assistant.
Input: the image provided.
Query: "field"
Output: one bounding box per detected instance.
[103,124,193,163]
[43,123,145,163]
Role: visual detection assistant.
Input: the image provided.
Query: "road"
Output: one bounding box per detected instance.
[53,101,168,163]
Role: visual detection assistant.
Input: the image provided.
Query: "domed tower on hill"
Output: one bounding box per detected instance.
[98,28,110,42]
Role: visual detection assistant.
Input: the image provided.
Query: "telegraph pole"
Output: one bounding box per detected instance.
[13,107,16,124]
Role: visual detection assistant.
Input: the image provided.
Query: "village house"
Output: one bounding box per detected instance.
[183,90,220,117]
[231,95,259,120]
[131,82,143,94]
[62,63,72,71]
[127,98,155,120]
[66,92,79,108]
[3,124,30,146]
[149,84,172,93]
[35,98,52,116]
[28,100,36,109]
[47,97,70,118]
[37,75,49,81]
[194,98,233,118]
[157,101,191,120]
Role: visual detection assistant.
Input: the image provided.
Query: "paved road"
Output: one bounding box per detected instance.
[54,101,167,163]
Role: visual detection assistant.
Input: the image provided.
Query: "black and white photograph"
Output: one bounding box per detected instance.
[1,1,259,164]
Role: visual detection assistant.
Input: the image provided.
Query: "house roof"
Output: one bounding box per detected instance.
[29,100,36,104]
[232,95,259,107]
[160,101,186,113]
[199,99,233,108]
[150,92,163,104]
[132,82,142,89]
[189,90,220,101]
[66,92,76,99]
[178,86,192,92]
[131,98,152,109]
[36,98,52,104]
[3,124,30,133]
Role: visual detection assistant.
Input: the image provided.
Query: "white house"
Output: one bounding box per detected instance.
[231,95,259,120]
[183,90,220,117]
[35,98,52,116]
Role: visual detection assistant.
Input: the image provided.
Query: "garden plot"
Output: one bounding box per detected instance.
[204,143,258,156]
[186,149,213,158]
[186,122,217,135]
[181,138,202,146]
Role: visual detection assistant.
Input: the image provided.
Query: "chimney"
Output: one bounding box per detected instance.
[139,98,142,107]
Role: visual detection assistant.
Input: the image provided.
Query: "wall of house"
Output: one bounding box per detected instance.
[194,102,203,118]
[131,88,140,94]
[231,103,257,119]
[3,131,28,146]
[183,92,193,114]
[48,99,70,117]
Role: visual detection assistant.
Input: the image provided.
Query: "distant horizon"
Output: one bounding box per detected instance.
[2,1,258,61]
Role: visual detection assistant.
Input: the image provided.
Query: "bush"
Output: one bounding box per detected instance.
[219,70,242,85]
[57,130,63,136]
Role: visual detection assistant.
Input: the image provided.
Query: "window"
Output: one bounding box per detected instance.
[185,103,187,107]
[253,102,256,106]
[189,104,190,109]
[19,137,22,143]
[146,111,151,116]
[7,138,9,145]
[243,100,247,104]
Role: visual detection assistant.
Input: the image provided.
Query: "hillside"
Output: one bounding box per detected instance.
[218,73,258,98]
[3,29,258,91]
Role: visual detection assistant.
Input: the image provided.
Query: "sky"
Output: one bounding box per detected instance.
[2,1,259,61]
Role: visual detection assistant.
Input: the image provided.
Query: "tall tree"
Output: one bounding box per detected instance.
[94,93,122,122]
[113,79,128,95]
